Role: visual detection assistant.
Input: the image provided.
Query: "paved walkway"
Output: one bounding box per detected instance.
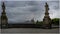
[0,28,59,33]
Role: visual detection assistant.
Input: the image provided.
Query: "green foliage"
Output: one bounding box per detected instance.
[36,18,60,26]
[36,20,43,26]
[52,18,60,25]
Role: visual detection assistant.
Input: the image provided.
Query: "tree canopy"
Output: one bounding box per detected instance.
[51,18,60,25]
[36,18,60,25]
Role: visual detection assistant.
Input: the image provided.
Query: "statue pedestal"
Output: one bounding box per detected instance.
[42,24,52,29]
[1,25,8,29]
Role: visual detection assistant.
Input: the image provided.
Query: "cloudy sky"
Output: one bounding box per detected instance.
[0,0,60,23]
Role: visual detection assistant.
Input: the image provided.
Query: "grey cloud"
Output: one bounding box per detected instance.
[5,1,26,7]
[48,1,59,10]
[0,1,59,23]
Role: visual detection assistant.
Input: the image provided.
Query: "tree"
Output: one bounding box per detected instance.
[36,20,43,26]
[52,18,60,25]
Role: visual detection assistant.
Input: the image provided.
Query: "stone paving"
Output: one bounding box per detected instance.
[0,28,59,33]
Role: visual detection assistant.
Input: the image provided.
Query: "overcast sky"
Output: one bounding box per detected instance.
[0,0,60,23]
